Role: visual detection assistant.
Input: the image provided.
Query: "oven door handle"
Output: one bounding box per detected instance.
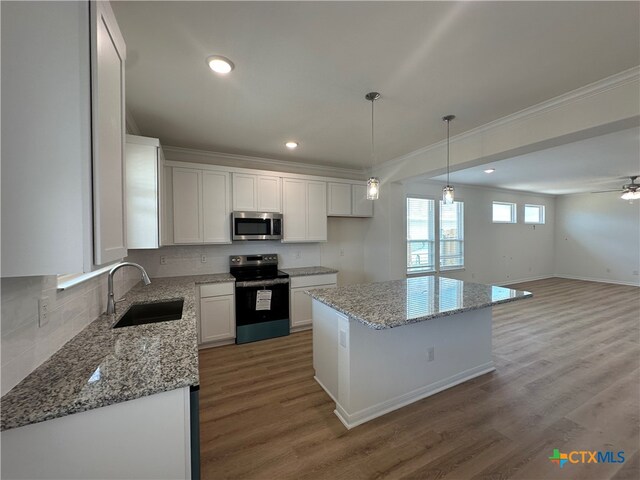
[235,278,290,288]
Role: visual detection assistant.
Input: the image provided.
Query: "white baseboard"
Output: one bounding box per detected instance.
[496,275,554,287]
[198,338,235,349]
[313,375,338,404]
[553,274,639,287]
[333,362,496,430]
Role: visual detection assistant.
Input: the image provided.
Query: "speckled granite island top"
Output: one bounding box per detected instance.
[307,276,532,330]
[281,266,338,277]
[1,273,235,431]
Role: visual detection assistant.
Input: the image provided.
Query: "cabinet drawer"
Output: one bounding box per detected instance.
[200,282,235,298]
[290,274,337,289]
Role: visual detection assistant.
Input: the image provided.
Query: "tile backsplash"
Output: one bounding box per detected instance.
[1,268,140,396]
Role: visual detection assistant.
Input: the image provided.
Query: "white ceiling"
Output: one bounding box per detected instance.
[431,127,640,195]
[112,1,639,171]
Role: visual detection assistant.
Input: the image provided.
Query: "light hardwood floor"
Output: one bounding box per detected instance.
[199,278,640,479]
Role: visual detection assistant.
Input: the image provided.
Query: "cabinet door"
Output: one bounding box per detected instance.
[352,184,374,217]
[125,139,159,249]
[203,171,231,243]
[307,181,327,241]
[327,183,352,216]
[92,1,127,265]
[232,173,257,211]
[282,179,307,242]
[257,175,282,213]
[172,168,202,244]
[200,296,235,343]
[291,283,336,329]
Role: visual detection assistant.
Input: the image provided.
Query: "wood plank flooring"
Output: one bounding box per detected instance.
[199,278,640,479]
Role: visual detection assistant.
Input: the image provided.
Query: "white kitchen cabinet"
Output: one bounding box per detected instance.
[173,168,203,244]
[352,184,374,217]
[232,173,281,212]
[327,183,352,216]
[203,171,232,243]
[282,178,327,242]
[199,283,235,346]
[92,1,127,265]
[1,1,127,276]
[0,388,192,479]
[171,167,231,244]
[125,135,164,249]
[327,182,373,218]
[290,273,337,330]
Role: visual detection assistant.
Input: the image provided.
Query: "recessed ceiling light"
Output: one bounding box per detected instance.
[285,141,298,149]
[206,55,234,74]
[484,168,496,174]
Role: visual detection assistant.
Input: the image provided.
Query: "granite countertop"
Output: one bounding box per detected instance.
[307,275,532,330]
[1,273,234,432]
[282,266,339,277]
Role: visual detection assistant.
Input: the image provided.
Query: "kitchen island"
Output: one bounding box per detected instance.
[307,275,531,429]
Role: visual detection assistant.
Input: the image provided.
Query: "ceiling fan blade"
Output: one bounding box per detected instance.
[590,190,621,194]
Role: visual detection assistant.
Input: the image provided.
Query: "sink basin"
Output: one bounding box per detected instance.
[113,299,184,329]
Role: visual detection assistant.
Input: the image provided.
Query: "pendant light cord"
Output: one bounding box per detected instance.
[371,98,375,170]
[446,118,450,186]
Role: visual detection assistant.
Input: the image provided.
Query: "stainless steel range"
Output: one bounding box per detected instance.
[230,254,290,344]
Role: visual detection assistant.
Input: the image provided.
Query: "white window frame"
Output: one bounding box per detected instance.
[524,204,545,224]
[492,201,517,224]
[439,200,464,271]
[406,195,436,275]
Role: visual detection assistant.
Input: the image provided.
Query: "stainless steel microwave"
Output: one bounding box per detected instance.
[232,212,283,241]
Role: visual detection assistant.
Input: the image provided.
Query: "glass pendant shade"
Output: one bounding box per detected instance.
[621,190,640,200]
[367,177,380,200]
[442,185,455,204]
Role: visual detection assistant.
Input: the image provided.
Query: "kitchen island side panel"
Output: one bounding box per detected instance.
[312,299,341,401]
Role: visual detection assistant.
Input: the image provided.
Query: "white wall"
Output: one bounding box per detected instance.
[1,270,139,396]
[555,193,640,286]
[127,217,369,285]
[363,181,556,285]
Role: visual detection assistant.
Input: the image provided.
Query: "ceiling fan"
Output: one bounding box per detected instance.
[592,176,640,200]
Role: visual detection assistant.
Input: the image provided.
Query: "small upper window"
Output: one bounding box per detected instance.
[524,204,545,224]
[492,202,516,223]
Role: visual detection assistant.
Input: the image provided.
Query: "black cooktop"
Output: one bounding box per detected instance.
[230,267,289,282]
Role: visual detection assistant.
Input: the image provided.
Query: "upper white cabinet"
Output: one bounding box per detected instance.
[170,167,231,244]
[92,1,127,265]
[1,1,126,276]
[125,135,164,249]
[282,178,327,242]
[327,182,373,218]
[232,173,281,212]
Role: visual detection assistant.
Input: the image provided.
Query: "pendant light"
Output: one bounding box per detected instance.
[442,114,456,204]
[365,92,381,200]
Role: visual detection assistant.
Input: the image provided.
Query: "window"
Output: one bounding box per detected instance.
[524,204,545,224]
[406,197,465,274]
[407,197,435,273]
[440,201,464,269]
[492,201,516,223]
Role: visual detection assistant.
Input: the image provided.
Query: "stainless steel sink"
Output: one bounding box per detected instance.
[113,299,184,329]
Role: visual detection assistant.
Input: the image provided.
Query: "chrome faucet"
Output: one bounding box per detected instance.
[107,262,151,315]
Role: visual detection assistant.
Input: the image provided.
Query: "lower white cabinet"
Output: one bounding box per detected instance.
[0,388,192,479]
[290,273,338,330]
[199,283,235,345]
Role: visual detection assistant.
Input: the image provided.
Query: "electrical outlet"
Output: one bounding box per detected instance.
[160,256,167,265]
[201,255,207,263]
[295,250,301,259]
[427,347,435,362]
[38,296,50,328]
[340,249,345,257]
[471,273,476,279]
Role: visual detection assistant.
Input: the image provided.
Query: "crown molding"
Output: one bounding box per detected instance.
[376,66,640,172]
[162,145,366,179]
